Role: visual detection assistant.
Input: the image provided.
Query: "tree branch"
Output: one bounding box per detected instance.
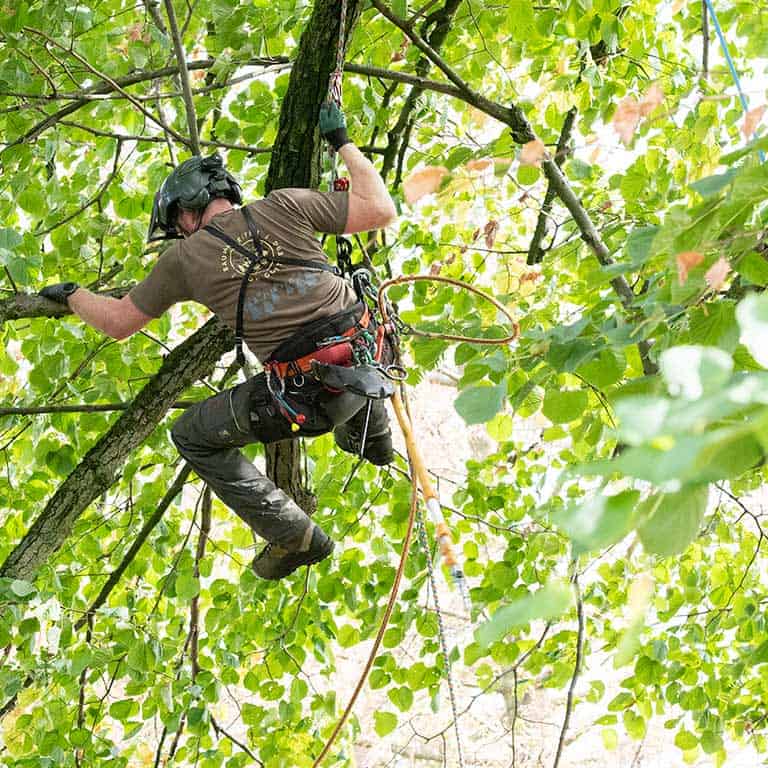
[74,464,193,630]
[0,401,200,417]
[0,317,233,582]
[163,0,201,154]
[0,286,132,327]
[527,107,576,265]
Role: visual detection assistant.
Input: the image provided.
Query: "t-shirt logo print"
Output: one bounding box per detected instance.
[219,232,283,281]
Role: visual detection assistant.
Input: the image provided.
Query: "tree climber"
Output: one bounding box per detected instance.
[39,103,397,580]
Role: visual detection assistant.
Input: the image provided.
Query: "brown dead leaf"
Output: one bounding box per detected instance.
[742,105,766,139]
[484,220,499,249]
[589,146,602,164]
[403,166,448,205]
[128,23,143,42]
[520,139,548,167]
[639,83,664,117]
[676,251,704,285]
[429,262,443,276]
[465,158,493,172]
[671,0,685,12]
[613,96,642,145]
[705,257,731,291]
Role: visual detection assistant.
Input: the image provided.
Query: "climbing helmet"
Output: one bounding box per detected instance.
[147,153,242,241]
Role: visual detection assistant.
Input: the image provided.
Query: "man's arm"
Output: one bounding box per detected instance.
[338,143,397,234]
[68,290,153,340]
[39,283,153,340]
[319,101,396,234]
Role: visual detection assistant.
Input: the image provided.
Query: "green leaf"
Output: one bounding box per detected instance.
[109,699,134,720]
[391,0,408,19]
[454,383,506,425]
[475,580,573,648]
[674,729,698,750]
[374,710,398,737]
[659,346,733,399]
[542,389,588,424]
[176,572,200,601]
[689,169,736,199]
[552,490,640,554]
[9,579,36,597]
[736,293,768,367]
[637,485,709,557]
[737,252,768,286]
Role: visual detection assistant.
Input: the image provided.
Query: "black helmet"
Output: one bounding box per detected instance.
[147,153,242,241]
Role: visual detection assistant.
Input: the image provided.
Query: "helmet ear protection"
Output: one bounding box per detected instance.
[147,153,242,242]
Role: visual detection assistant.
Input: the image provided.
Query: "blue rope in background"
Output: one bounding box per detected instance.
[702,0,766,162]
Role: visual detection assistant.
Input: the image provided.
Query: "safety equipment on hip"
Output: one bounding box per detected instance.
[147,153,242,242]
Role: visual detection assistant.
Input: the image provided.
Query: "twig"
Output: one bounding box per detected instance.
[22,27,190,148]
[0,400,199,417]
[701,0,709,83]
[189,486,211,679]
[552,571,584,768]
[35,139,124,236]
[74,464,193,630]
[211,715,263,765]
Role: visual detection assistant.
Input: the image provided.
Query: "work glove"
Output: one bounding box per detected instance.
[39,282,80,305]
[319,101,351,151]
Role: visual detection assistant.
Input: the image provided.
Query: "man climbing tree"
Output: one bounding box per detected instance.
[39,102,397,580]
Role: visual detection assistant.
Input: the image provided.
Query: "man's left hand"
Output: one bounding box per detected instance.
[39,282,80,305]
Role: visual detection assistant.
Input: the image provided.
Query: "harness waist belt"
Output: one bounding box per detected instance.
[264,307,371,379]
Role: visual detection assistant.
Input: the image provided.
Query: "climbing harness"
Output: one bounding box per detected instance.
[204,206,338,373]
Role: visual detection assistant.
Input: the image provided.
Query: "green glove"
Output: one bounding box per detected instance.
[319,101,351,151]
[39,282,80,305]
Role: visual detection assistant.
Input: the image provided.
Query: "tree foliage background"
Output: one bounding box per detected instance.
[1,0,768,765]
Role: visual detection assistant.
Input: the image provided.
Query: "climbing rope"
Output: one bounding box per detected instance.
[703,0,766,162]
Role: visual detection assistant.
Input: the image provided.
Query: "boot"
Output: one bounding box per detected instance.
[252,524,334,580]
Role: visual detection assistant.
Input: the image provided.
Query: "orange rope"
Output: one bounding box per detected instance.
[311,459,418,768]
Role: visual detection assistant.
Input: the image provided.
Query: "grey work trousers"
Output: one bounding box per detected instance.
[170,372,388,547]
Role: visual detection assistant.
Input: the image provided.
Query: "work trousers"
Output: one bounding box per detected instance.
[170,372,389,547]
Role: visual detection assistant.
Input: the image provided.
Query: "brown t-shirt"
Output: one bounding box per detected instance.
[130,188,357,361]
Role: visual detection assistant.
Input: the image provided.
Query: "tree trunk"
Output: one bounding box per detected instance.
[263,0,363,510]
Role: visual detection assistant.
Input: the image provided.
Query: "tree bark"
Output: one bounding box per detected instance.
[0,319,233,581]
[262,0,364,511]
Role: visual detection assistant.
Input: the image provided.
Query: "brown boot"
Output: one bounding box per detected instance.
[252,524,335,580]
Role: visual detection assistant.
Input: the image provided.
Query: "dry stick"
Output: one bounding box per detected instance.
[552,573,584,768]
[527,108,576,265]
[163,0,200,155]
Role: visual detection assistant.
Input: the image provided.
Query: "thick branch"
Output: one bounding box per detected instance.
[0,287,131,326]
[369,0,534,141]
[163,0,201,154]
[0,318,233,581]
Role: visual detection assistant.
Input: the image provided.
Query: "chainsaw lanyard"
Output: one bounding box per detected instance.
[204,207,338,368]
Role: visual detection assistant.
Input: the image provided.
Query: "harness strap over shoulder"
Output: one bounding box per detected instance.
[204,207,338,367]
